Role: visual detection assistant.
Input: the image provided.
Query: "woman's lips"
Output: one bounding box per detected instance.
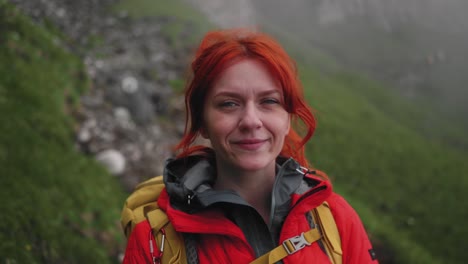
[232,139,267,150]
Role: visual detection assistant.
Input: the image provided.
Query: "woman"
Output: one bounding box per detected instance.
[122,29,378,264]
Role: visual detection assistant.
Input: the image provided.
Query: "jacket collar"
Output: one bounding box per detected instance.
[159,155,332,239]
[163,155,332,213]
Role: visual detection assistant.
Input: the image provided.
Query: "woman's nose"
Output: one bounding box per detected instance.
[238,103,262,131]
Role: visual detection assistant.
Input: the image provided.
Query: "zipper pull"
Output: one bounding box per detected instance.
[296,166,316,176]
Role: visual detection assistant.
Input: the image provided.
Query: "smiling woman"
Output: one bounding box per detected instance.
[121,28,378,264]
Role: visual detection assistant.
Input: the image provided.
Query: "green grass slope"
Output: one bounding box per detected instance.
[0,2,126,263]
[302,68,468,263]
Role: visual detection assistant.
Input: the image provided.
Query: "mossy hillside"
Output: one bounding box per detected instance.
[302,67,468,263]
[0,2,125,263]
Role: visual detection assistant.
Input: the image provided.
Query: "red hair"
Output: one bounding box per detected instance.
[175,29,316,167]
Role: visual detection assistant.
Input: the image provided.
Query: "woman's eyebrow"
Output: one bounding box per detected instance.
[258,90,282,96]
[212,91,242,99]
[212,89,282,99]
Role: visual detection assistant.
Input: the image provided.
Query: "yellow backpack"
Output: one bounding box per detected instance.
[121,176,343,264]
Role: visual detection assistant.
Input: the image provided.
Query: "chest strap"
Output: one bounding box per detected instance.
[250,201,342,264]
[250,228,321,264]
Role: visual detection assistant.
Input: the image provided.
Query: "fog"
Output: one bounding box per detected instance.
[190,0,468,129]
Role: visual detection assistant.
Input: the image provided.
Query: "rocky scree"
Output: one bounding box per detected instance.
[10,0,193,191]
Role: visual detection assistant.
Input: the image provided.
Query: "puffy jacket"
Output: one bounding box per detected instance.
[123,156,378,264]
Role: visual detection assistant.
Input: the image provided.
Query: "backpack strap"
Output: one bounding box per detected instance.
[250,202,342,264]
[312,201,342,263]
[121,176,166,237]
[146,208,187,264]
[121,176,188,264]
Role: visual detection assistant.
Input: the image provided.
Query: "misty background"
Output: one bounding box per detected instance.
[194,0,468,134]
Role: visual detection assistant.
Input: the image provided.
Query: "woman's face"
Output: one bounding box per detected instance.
[202,59,290,173]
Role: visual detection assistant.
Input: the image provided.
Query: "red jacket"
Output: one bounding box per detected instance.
[123,157,378,264]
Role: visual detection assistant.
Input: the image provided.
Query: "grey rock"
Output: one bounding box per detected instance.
[96,149,126,175]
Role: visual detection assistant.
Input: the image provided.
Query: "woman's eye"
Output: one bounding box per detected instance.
[262,98,280,105]
[218,101,238,108]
